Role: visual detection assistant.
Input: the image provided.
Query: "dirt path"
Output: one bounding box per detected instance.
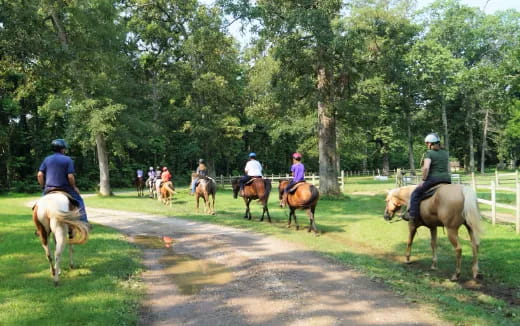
[87,207,449,326]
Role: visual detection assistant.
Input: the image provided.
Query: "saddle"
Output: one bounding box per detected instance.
[420,183,449,201]
[244,176,262,186]
[33,189,80,211]
[288,181,306,194]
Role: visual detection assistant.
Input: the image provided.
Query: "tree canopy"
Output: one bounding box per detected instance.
[1,0,519,194]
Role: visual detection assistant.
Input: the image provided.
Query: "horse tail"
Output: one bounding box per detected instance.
[462,185,483,245]
[302,184,320,207]
[263,179,272,198]
[62,219,89,244]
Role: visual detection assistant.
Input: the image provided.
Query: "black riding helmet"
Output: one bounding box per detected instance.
[199,159,205,164]
[51,139,68,152]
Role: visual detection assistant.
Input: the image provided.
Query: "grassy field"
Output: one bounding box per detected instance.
[0,195,143,326]
[3,176,520,325]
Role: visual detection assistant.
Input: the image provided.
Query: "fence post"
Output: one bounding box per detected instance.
[516,182,520,234]
[491,181,496,226]
[496,169,499,186]
[220,174,224,188]
[516,169,519,185]
[471,172,476,191]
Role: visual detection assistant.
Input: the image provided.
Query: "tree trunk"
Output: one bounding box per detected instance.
[96,133,111,196]
[480,109,489,174]
[465,101,475,172]
[317,66,339,195]
[441,97,449,155]
[382,150,390,176]
[405,108,415,175]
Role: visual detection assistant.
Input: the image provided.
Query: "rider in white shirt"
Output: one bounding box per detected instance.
[239,152,263,195]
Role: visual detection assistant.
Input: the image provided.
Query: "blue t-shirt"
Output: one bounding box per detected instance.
[39,153,75,191]
[291,162,305,182]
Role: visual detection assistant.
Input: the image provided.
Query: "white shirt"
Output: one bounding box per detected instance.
[245,159,263,177]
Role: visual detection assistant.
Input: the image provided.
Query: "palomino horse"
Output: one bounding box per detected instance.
[384,184,482,280]
[278,180,320,234]
[191,173,216,215]
[160,181,175,207]
[231,177,272,222]
[135,176,145,197]
[32,192,89,286]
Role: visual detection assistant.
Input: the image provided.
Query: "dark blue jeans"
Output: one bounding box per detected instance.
[284,179,304,193]
[43,188,88,223]
[409,178,451,219]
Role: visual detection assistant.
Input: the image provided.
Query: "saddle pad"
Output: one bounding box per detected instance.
[33,190,80,210]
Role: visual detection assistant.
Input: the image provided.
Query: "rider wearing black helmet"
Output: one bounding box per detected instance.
[405,133,451,221]
[191,159,208,195]
[37,139,90,229]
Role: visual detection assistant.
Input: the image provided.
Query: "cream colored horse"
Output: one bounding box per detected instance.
[384,184,482,280]
[33,192,89,286]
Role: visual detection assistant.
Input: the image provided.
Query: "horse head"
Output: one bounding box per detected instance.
[278,179,289,200]
[384,189,403,221]
[231,178,240,199]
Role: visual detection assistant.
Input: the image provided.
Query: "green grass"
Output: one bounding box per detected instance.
[4,177,520,325]
[89,182,520,326]
[0,196,143,326]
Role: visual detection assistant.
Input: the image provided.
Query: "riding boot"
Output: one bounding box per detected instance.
[402,210,415,222]
[239,189,244,197]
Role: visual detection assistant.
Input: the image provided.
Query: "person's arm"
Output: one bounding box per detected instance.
[37,171,45,188]
[67,173,80,194]
[422,158,431,181]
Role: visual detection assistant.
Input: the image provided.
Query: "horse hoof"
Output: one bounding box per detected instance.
[287,225,291,228]
[450,274,460,281]
[474,273,483,280]
[295,226,299,230]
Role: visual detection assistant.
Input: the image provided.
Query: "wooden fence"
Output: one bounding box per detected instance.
[215,171,345,192]
[471,171,520,234]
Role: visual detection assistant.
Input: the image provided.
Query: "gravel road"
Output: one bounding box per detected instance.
[88,207,448,326]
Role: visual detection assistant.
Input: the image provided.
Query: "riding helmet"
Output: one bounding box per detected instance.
[292,152,302,159]
[162,167,168,171]
[51,139,68,152]
[199,159,205,163]
[249,152,256,158]
[149,166,153,170]
[424,133,440,144]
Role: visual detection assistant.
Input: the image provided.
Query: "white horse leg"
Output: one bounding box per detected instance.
[52,224,67,286]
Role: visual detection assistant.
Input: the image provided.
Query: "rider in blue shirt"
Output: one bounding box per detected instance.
[37,139,90,228]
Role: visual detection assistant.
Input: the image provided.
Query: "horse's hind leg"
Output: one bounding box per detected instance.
[292,209,299,230]
[53,228,67,286]
[447,228,462,281]
[465,224,480,279]
[430,227,438,270]
[307,206,318,235]
[69,243,74,269]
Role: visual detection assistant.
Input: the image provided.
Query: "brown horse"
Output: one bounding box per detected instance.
[135,176,145,197]
[160,181,175,207]
[278,180,320,234]
[33,192,89,285]
[191,173,216,215]
[231,177,272,222]
[384,184,482,280]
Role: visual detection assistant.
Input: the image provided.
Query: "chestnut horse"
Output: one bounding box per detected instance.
[278,180,320,234]
[160,181,175,207]
[384,184,482,280]
[191,173,216,215]
[231,177,272,222]
[134,176,145,197]
[32,192,89,286]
